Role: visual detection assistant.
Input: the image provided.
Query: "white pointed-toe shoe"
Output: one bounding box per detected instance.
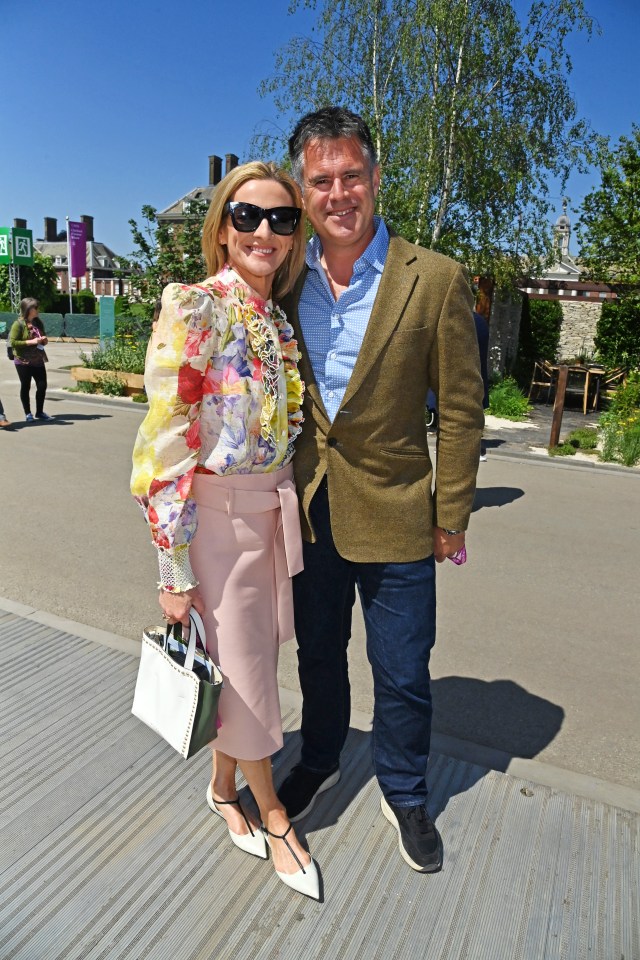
[264,823,320,900]
[206,783,268,859]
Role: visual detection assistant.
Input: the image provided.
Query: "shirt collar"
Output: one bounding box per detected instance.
[306,216,389,275]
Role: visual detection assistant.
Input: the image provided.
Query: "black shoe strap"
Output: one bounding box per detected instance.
[263,822,306,874]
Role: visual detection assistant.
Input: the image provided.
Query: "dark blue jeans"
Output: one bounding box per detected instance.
[293,481,437,806]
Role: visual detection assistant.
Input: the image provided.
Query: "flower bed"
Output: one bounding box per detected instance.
[70,366,145,397]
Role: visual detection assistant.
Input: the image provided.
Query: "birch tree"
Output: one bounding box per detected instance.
[255,0,598,286]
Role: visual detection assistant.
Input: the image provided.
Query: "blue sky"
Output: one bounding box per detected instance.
[0,0,637,257]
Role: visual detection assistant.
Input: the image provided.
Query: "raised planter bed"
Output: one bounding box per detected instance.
[70,366,145,396]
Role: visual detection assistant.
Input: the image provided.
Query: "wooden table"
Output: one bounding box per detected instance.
[550,364,606,415]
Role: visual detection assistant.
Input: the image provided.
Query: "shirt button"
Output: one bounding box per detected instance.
[328,390,334,398]
[330,351,337,360]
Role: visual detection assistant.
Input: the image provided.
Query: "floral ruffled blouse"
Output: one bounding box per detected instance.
[131,264,304,592]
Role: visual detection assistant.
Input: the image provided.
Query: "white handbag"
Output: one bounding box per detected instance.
[132,609,223,759]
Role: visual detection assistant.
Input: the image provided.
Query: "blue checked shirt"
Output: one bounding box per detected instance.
[299,216,390,422]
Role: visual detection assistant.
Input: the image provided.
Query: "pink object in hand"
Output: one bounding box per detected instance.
[448,545,467,565]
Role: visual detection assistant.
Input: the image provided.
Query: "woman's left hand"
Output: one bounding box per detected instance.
[159,586,205,626]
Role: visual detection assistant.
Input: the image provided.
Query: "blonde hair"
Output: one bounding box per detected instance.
[201,161,305,301]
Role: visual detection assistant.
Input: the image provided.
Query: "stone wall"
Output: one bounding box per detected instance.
[556,301,602,361]
[487,296,522,376]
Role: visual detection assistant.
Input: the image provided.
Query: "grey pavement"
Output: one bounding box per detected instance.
[1,600,638,960]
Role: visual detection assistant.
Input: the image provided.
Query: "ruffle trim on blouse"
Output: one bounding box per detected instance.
[204,266,304,454]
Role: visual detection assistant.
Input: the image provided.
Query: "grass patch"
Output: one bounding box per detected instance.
[131,392,148,404]
[548,442,577,457]
[566,428,598,450]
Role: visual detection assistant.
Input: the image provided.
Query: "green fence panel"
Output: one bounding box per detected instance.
[39,313,65,336]
[0,311,18,336]
[64,314,100,338]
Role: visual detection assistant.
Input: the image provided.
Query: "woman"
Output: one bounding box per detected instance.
[131,162,318,899]
[10,298,52,422]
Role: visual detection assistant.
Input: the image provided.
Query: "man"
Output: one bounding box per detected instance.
[278,107,484,873]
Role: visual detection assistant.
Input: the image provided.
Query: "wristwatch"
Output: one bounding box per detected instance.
[442,528,462,535]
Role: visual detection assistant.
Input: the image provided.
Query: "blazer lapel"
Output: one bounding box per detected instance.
[338,235,419,411]
[286,267,331,428]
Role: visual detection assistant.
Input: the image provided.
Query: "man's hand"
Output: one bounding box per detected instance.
[433,527,466,563]
[159,586,205,626]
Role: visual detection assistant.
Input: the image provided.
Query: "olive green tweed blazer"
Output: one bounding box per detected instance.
[281,232,485,563]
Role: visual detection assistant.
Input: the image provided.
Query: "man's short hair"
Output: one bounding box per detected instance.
[289,106,378,187]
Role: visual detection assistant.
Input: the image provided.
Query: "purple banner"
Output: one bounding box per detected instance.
[69,221,87,277]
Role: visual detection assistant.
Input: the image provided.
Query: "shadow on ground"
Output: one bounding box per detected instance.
[268,677,564,831]
[3,412,111,431]
[472,485,525,510]
[431,676,565,763]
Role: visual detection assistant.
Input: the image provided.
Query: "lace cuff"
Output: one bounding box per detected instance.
[157,545,199,593]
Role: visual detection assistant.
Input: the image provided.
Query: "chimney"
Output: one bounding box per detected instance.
[225,153,239,175]
[80,215,94,241]
[13,218,27,229]
[209,154,222,186]
[44,217,58,242]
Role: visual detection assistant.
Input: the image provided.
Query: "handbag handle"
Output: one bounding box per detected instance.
[184,609,207,672]
[162,609,208,672]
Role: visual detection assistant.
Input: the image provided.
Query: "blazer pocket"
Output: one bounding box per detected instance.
[381,445,427,459]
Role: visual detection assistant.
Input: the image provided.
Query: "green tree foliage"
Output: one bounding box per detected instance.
[0,252,58,310]
[123,201,209,304]
[514,296,563,383]
[577,127,640,287]
[577,127,640,370]
[594,298,640,370]
[256,0,597,287]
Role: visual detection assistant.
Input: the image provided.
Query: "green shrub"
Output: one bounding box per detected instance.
[548,442,577,456]
[598,375,640,465]
[566,428,598,450]
[131,392,148,403]
[115,314,153,341]
[608,371,640,419]
[80,340,146,375]
[96,372,127,396]
[488,377,532,420]
[594,296,640,369]
[513,296,563,386]
[76,380,96,394]
[618,424,640,467]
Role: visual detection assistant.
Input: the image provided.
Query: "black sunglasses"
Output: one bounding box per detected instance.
[223,201,301,236]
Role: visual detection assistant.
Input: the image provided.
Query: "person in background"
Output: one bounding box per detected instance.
[0,397,10,429]
[9,298,52,423]
[473,310,490,460]
[131,161,319,900]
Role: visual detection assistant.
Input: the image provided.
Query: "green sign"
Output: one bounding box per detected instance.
[100,296,116,341]
[0,228,11,265]
[11,227,34,266]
